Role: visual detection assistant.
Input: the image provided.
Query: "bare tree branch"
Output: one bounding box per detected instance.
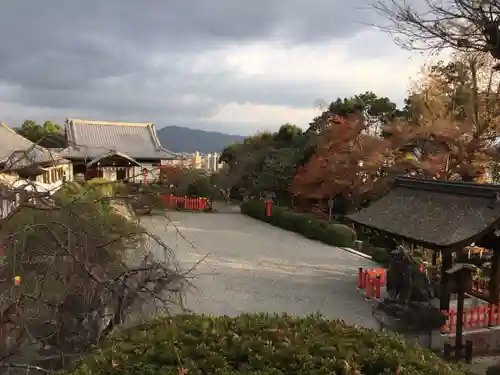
[373,0,500,63]
[0,142,196,374]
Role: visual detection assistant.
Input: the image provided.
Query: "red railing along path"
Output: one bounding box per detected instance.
[160,195,213,212]
[357,267,385,300]
[440,304,500,334]
[357,267,500,335]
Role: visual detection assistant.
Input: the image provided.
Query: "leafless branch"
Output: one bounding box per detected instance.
[0,141,196,374]
[373,0,500,62]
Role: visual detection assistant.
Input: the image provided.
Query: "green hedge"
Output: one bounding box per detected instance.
[66,313,465,375]
[365,246,392,267]
[241,200,356,248]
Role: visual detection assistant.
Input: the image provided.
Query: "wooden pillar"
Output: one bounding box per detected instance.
[489,249,500,305]
[440,249,453,311]
[432,251,437,266]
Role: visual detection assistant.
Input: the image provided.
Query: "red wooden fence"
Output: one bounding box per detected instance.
[441,304,500,334]
[357,267,500,335]
[357,267,385,299]
[160,195,213,212]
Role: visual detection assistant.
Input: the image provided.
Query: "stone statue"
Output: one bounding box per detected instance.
[386,245,434,303]
[374,244,445,333]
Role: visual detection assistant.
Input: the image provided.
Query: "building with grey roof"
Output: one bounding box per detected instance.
[59,119,178,182]
[0,122,72,183]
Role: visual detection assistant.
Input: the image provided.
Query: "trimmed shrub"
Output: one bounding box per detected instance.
[65,313,466,375]
[241,200,356,248]
[370,246,392,267]
[84,177,117,198]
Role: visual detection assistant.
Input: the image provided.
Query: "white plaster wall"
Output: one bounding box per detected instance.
[103,169,117,181]
[62,162,73,182]
[0,197,16,219]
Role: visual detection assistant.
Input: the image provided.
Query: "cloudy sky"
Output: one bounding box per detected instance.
[0,0,433,135]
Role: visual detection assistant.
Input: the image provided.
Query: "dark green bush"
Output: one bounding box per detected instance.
[65,313,465,375]
[370,246,392,267]
[241,200,356,248]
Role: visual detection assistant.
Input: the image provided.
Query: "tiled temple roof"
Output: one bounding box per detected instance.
[61,119,178,161]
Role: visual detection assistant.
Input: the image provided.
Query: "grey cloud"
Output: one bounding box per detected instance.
[0,0,381,132]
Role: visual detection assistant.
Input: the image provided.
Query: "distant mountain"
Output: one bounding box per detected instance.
[157,126,246,153]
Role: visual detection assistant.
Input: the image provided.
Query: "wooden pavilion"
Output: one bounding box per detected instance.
[346,177,500,311]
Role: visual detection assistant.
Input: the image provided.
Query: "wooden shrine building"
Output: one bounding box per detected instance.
[346,176,500,311]
[58,119,178,183]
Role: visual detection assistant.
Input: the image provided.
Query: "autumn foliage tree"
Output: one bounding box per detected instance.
[292,115,392,206]
[293,54,500,211]
[397,53,500,181]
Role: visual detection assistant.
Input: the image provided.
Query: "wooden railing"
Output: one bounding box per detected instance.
[159,195,213,211]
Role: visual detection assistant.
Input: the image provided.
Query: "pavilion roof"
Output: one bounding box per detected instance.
[346,177,500,249]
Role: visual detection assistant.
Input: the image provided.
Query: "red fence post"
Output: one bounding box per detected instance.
[266,200,271,217]
[364,277,373,299]
[378,269,385,286]
[488,304,494,327]
[476,305,483,327]
[375,275,381,299]
[469,306,475,328]
[362,270,369,289]
[440,309,457,335]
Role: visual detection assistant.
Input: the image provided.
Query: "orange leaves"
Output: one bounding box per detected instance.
[291,115,390,199]
[293,57,500,202]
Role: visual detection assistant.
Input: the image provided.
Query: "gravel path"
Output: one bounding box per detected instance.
[141,209,379,328]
